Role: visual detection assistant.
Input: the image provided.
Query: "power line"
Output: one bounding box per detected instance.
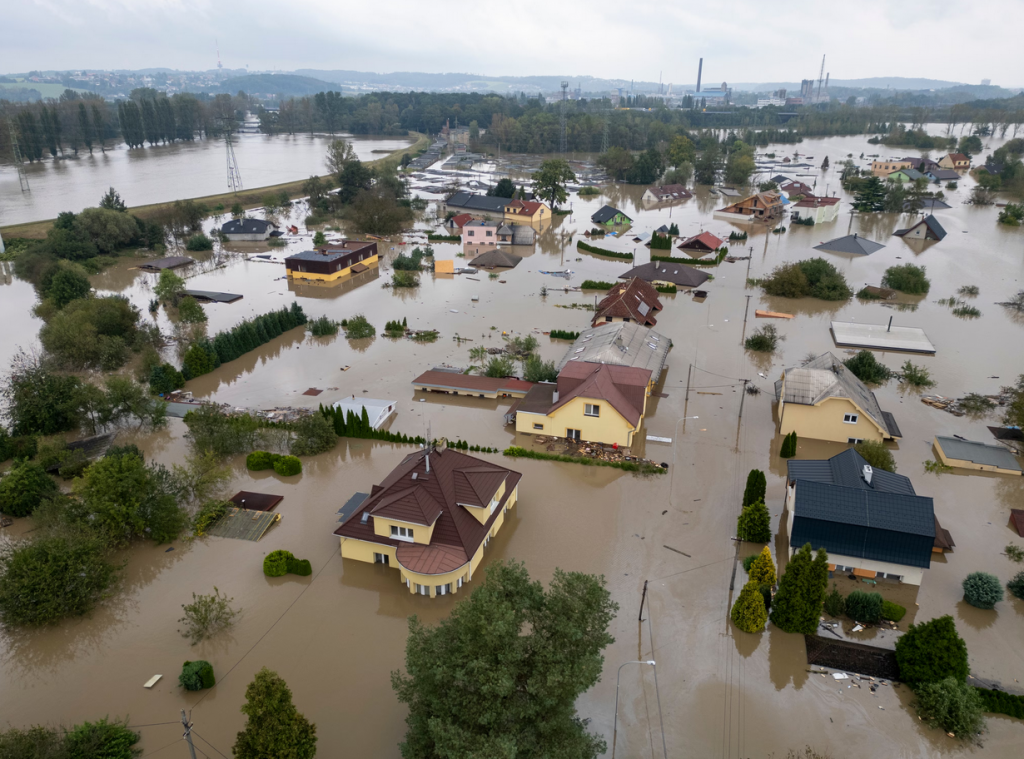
[191,731,229,759]
[128,721,180,729]
[140,737,183,758]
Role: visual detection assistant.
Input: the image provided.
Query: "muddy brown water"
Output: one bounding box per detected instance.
[2,131,1024,757]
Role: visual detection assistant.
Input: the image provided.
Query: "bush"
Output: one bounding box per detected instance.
[149,362,186,395]
[843,351,892,384]
[177,296,207,324]
[392,270,419,288]
[523,354,558,383]
[502,446,665,475]
[178,587,239,645]
[845,590,883,622]
[780,430,797,458]
[309,315,340,337]
[182,341,219,380]
[900,360,935,388]
[287,557,313,576]
[975,686,1024,719]
[731,580,768,633]
[180,659,216,691]
[549,329,580,340]
[191,500,228,537]
[761,258,851,301]
[882,263,930,295]
[854,440,896,473]
[737,499,771,542]
[384,320,406,337]
[895,615,969,686]
[185,233,214,251]
[484,356,516,378]
[207,303,307,366]
[264,550,294,577]
[580,280,614,290]
[743,555,757,573]
[1008,570,1024,600]
[344,314,375,339]
[769,543,830,635]
[962,572,1003,609]
[289,413,337,456]
[273,455,302,476]
[0,460,58,517]
[745,324,783,352]
[913,677,986,741]
[881,599,906,622]
[823,584,846,617]
[748,546,776,585]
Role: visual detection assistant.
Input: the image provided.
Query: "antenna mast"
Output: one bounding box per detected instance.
[223,124,242,192]
[817,55,825,101]
[8,120,30,192]
[216,38,223,70]
[559,81,569,153]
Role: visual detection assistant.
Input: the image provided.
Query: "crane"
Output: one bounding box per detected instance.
[816,55,825,101]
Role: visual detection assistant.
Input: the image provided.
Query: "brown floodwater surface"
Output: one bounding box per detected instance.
[2,130,1024,757]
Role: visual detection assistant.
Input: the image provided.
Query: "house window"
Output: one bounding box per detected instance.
[436,583,451,596]
[415,583,428,596]
[584,404,600,417]
[843,414,859,424]
[848,438,864,445]
[566,429,581,441]
[468,230,475,237]
[486,231,493,237]
[533,423,544,430]
[457,577,464,588]
[373,552,389,565]
[390,525,414,541]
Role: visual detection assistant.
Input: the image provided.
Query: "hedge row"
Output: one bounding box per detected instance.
[427,233,461,242]
[580,280,614,290]
[503,446,665,474]
[549,329,580,340]
[975,687,1024,719]
[655,284,677,294]
[651,249,727,267]
[576,241,633,260]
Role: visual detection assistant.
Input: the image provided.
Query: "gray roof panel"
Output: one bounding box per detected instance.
[935,437,1022,471]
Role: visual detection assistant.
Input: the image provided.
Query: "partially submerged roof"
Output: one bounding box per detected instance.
[591,205,631,224]
[229,491,284,512]
[792,479,935,569]
[934,436,1023,472]
[594,278,663,326]
[787,448,916,495]
[618,261,709,288]
[412,371,533,396]
[904,198,952,211]
[646,184,692,200]
[813,234,885,255]
[185,289,243,303]
[139,256,195,271]
[221,218,275,235]
[446,192,507,213]
[548,363,652,427]
[776,352,900,438]
[830,320,936,355]
[893,214,947,241]
[557,322,670,383]
[470,249,522,268]
[678,231,723,250]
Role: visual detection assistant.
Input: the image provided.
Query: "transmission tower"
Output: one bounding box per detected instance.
[559,81,569,153]
[225,130,242,192]
[8,120,30,191]
[601,118,609,153]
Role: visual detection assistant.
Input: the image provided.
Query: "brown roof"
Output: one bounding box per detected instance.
[647,184,692,200]
[549,363,652,427]
[412,371,533,395]
[1011,509,1024,538]
[448,213,473,228]
[505,199,546,216]
[334,447,522,574]
[516,383,557,414]
[947,153,969,162]
[794,196,841,208]
[679,232,723,251]
[933,516,955,550]
[593,278,663,326]
[229,491,284,512]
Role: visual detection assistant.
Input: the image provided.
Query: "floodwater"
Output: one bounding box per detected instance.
[2,130,1024,757]
[0,133,414,226]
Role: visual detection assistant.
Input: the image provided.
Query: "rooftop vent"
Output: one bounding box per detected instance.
[360,512,370,524]
[862,465,873,485]
[412,472,418,480]
[552,390,560,403]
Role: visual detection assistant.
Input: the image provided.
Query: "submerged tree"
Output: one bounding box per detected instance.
[233,668,317,759]
[769,543,829,634]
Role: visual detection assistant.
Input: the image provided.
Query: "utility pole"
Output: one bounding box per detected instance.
[738,379,750,419]
[181,710,198,759]
[8,120,30,191]
[638,579,648,660]
[684,363,693,402]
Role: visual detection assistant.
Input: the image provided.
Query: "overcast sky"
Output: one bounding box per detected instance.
[4,0,1020,86]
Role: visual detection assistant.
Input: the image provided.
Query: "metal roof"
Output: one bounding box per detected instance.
[787,449,917,495]
[894,214,947,241]
[813,234,885,255]
[830,321,936,355]
[934,437,1023,472]
[556,322,670,383]
[792,480,935,569]
[591,205,631,224]
[221,218,275,234]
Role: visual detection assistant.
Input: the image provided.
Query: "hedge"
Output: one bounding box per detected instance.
[179,660,215,691]
[273,455,302,476]
[246,451,279,471]
[502,446,665,474]
[580,280,614,290]
[427,233,461,242]
[975,687,1024,719]
[652,249,728,267]
[655,284,677,294]
[881,599,906,622]
[549,329,580,340]
[576,241,633,260]
[264,549,312,577]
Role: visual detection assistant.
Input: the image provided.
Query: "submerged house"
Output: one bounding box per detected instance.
[618,260,709,289]
[334,446,522,597]
[677,231,723,253]
[933,436,1023,476]
[592,278,663,327]
[284,241,379,282]
[791,196,841,224]
[713,191,783,221]
[775,352,902,444]
[893,214,946,242]
[938,153,970,170]
[332,397,397,430]
[642,184,693,203]
[461,219,499,246]
[591,205,633,226]
[785,450,941,585]
[221,218,278,241]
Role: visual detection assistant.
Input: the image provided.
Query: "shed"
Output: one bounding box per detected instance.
[185,290,243,304]
[332,397,397,430]
[933,436,1023,475]
[138,256,195,271]
[229,491,284,512]
[830,321,936,354]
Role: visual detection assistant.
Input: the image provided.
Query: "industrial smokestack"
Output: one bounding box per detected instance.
[696,58,703,94]
[825,72,830,89]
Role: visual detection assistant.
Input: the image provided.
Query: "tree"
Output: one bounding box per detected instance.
[852,176,887,212]
[153,267,186,305]
[233,668,317,759]
[958,135,983,157]
[1,350,88,436]
[743,469,767,508]
[325,137,357,176]
[667,135,696,168]
[894,615,969,686]
[522,354,558,383]
[693,142,722,185]
[882,264,930,295]
[487,177,516,198]
[99,187,128,212]
[914,678,986,741]
[854,440,896,472]
[177,296,207,324]
[483,356,515,378]
[780,431,797,458]
[747,546,776,586]
[962,572,1003,609]
[533,159,576,210]
[1003,375,1024,428]
[821,156,829,170]
[769,543,829,634]
[312,230,326,246]
[597,147,634,180]
[289,412,337,456]
[346,188,413,235]
[737,499,771,542]
[843,351,892,384]
[731,580,768,633]
[626,148,665,184]
[391,560,616,758]
[178,587,239,645]
[725,141,756,185]
[0,460,58,517]
[45,266,91,308]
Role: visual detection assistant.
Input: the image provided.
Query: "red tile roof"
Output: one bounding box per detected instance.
[793,196,841,208]
[334,447,522,574]
[549,363,652,427]
[449,213,473,228]
[679,231,723,251]
[593,278,663,326]
[505,199,546,217]
[947,153,969,163]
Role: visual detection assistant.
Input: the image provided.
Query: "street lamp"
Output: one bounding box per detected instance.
[612,660,666,759]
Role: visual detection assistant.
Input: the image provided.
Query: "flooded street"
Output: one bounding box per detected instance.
[0,132,414,225]
[2,129,1024,757]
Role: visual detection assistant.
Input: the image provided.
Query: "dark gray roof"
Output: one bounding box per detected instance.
[787,449,916,495]
[221,218,275,234]
[813,234,885,255]
[287,249,350,262]
[469,249,522,268]
[926,169,960,181]
[792,480,935,569]
[138,256,195,271]
[619,261,709,288]
[446,192,507,213]
[893,214,947,241]
[185,290,243,303]
[904,198,952,211]
[591,205,631,224]
[935,437,1023,472]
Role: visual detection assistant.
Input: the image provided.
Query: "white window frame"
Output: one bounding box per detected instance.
[843,413,859,424]
[847,437,863,445]
[415,583,428,596]
[533,423,544,430]
[436,583,451,596]
[390,525,415,542]
[373,552,389,565]
[584,404,600,417]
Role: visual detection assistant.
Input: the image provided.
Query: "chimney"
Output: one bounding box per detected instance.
[862,465,873,485]
[425,453,430,473]
[552,390,560,403]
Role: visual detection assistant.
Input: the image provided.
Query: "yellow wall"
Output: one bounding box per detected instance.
[517,395,642,446]
[340,537,396,565]
[373,516,436,545]
[780,397,886,444]
[286,253,379,281]
[461,478,506,524]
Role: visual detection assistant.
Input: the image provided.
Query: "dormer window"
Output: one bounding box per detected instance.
[391,525,414,541]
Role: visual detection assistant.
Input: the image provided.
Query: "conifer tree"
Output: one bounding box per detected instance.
[233,668,317,759]
[748,546,776,586]
[731,580,768,633]
[770,543,829,634]
[742,469,767,507]
[737,499,771,542]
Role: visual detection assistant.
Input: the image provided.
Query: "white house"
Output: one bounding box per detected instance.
[221,218,278,241]
[332,397,397,430]
[791,196,840,224]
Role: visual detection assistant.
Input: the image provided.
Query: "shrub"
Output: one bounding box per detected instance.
[180,660,216,691]
[580,280,614,290]
[1005,544,1024,562]
[384,320,406,337]
[273,455,302,476]
[149,362,186,395]
[743,555,757,573]
[182,341,219,380]
[962,572,1002,609]
[882,263,930,295]
[392,270,419,288]
[769,543,830,634]
[843,351,892,384]
[287,557,313,576]
[1008,571,1024,600]
[309,315,340,336]
[913,677,986,741]
[881,599,906,622]
[246,450,279,471]
[975,686,1024,719]
[177,296,207,324]
[549,329,580,340]
[484,356,516,378]
[736,499,771,542]
[289,413,337,456]
[185,233,214,251]
[343,314,375,339]
[745,324,783,352]
[748,546,776,585]
[264,550,294,577]
[178,587,239,645]
[731,580,768,633]
[191,500,228,537]
[0,460,58,517]
[900,360,935,388]
[854,440,896,473]
[780,431,797,458]
[845,590,883,622]
[502,446,665,475]
[760,258,851,301]
[823,584,846,617]
[895,615,969,686]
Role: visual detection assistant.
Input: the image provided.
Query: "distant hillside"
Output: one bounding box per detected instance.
[212,74,341,96]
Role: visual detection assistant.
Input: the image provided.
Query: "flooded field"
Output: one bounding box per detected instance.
[0,132,415,226]
[1,130,1024,757]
